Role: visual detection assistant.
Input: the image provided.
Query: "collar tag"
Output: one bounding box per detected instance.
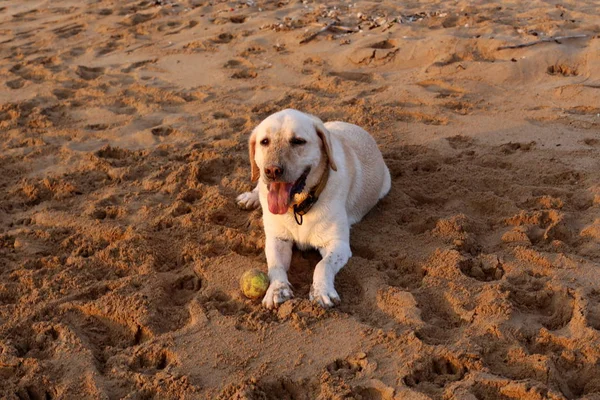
[290,164,331,225]
[292,196,315,225]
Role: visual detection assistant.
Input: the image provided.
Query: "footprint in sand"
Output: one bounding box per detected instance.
[370,39,397,49]
[124,12,157,26]
[350,39,399,66]
[383,255,426,290]
[498,141,536,154]
[6,79,25,89]
[52,23,86,39]
[109,101,137,115]
[85,123,109,131]
[240,46,265,57]
[329,71,373,83]
[68,47,87,58]
[52,88,75,100]
[50,6,80,15]
[418,79,464,98]
[517,328,600,398]
[157,20,182,32]
[213,111,231,119]
[169,274,202,306]
[224,58,257,79]
[505,209,572,244]
[151,126,174,137]
[547,64,578,76]
[130,348,175,373]
[326,354,372,378]
[177,189,202,204]
[506,273,574,331]
[97,40,122,56]
[9,64,49,83]
[397,110,448,126]
[229,15,247,24]
[586,290,600,330]
[403,356,467,393]
[414,293,467,345]
[200,291,246,316]
[76,65,105,80]
[95,145,132,160]
[458,254,504,282]
[12,9,39,21]
[443,100,475,115]
[446,135,475,149]
[213,32,234,44]
[223,58,251,69]
[231,69,257,79]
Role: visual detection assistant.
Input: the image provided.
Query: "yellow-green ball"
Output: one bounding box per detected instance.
[240,269,270,300]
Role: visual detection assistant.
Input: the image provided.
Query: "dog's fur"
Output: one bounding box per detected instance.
[237,109,390,308]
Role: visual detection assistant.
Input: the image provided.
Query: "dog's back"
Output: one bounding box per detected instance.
[326,121,390,224]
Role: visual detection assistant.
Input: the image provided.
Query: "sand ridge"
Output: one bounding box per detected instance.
[1,0,600,399]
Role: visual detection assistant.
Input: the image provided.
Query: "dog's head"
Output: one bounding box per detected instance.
[248,109,337,215]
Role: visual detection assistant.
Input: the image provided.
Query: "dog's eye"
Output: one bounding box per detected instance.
[260,138,269,146]
[290,137,306,146]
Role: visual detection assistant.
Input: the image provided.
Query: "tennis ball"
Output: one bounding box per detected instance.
[240,269,270,300]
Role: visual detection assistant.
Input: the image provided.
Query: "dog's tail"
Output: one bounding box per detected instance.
[379,165,391,199]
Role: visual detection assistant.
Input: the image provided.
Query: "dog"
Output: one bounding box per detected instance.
[237,109,390,308]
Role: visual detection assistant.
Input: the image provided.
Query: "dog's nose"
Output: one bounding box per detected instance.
[264,165,284,180]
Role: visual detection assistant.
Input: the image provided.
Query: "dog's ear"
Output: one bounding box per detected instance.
[249,129,260,182]
[313,119,338,171]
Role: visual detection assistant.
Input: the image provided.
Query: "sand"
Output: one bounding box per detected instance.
[1,0,600,399]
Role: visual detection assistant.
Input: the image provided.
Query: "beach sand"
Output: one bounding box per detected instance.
[1,0,600,399]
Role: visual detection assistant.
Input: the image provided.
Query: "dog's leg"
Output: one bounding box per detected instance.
[262,236,293,309]
[236,185,260,210]
[310,240,352,308]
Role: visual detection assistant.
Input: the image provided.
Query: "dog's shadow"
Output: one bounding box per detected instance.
[288,247,321,297]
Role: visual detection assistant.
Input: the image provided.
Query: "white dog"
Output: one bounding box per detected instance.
[237,109,390,308]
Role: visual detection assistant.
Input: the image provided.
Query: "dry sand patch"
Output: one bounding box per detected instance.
[1,0,600,399]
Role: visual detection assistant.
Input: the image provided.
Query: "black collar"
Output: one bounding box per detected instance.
[291,165,330,225]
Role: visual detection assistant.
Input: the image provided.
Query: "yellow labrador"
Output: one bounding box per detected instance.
[237,109,390,308]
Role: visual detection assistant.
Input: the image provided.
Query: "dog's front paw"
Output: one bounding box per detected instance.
[237,191,260,210]
[262,280,293,309]
[310,284,340,308]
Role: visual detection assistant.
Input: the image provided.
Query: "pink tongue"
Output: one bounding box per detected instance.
[267,182,293,214]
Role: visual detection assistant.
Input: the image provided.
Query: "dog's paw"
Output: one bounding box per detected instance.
[262,280,293,309]
[309,284,340,308]
[237,191,260,210]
